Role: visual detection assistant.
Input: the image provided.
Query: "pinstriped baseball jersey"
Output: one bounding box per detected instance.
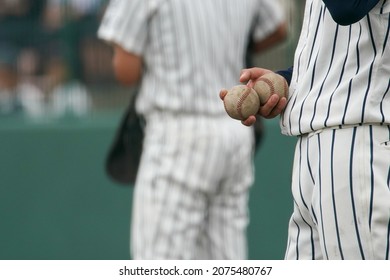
[98,0,286,259]
[281,0,390,136]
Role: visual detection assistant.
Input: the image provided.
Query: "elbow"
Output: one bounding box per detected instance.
[114,75,139,87]
[278,22,288,40]
[252,22,288,53]
[112,48,142,86]
[113,63,141,86]
[270,22,288,44]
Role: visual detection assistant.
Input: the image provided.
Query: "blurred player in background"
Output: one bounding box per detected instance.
[98,0,287,259]
[224,0,390,259]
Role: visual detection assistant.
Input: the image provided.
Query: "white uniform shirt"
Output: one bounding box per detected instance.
[98,0,285,116]
[281,0,390,136]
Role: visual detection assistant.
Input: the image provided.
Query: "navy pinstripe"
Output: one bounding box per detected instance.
[330,130,344,259]
[369,126,375,230]
[387,222,390,259]
[349,127,365,259]
[316,133,329,260]
[292,218,300,260]
[299,138,309,211]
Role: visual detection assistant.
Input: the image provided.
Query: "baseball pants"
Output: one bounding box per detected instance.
[131,112,255,259]
[285,124,390,260]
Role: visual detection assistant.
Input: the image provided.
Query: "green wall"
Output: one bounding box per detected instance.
[0,112,295,260]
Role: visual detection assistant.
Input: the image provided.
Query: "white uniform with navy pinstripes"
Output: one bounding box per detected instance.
[98,0,285,259]
[282,0,390,259]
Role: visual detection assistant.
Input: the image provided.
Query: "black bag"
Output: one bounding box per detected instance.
[105,93,145,186]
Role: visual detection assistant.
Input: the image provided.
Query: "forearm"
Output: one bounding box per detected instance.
[323,0,380,25]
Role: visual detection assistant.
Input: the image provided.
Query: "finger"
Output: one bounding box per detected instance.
[239,69,252,83]
[266,97,287,119]
[239,68,273,84]
[219,89,228,100]
[241,115,257,126]
[261,96,287,119]
[258,94,280,117]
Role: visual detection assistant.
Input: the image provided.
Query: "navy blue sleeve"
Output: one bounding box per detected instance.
[276,66,293,86]
[323,0,380,25]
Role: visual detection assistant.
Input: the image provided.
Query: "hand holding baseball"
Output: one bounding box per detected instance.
[220,68,289,125]
[240,68,288,120]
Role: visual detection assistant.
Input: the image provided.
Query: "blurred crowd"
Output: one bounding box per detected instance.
[0,0,114,118]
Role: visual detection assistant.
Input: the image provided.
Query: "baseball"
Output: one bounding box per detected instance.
[253,72,289,105]
[223,85,260,120]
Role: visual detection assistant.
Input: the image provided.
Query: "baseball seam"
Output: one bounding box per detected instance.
[237,87,252,119]
[259,77,275,96]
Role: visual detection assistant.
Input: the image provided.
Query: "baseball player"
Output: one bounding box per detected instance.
[222,0,390,259]
[98,0,287,259]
